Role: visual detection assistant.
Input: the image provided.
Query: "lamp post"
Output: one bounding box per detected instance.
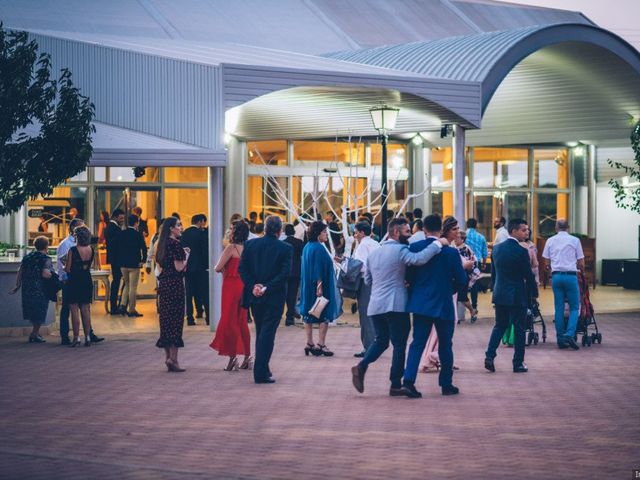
[370,105,399,236]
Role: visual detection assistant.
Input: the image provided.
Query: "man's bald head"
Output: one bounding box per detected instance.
[556,219,569,231]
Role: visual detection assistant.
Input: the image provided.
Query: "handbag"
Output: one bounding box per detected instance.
[43,271,64,302]
[307,295,329,321]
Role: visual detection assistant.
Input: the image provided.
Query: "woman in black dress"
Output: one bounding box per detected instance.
[65,226,95,347]
[155,216,190,372]
[10,236,53,343]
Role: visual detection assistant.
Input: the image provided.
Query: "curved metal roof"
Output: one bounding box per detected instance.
[329,23,640,113]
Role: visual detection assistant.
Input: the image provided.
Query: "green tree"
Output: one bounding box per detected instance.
[608,120,640,214]
[0,25,95,216]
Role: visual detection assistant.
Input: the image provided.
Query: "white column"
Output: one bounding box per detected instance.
[587,145,597,238]
[208,166,225,331]
[452,125,466,226]
[410,144,425,212]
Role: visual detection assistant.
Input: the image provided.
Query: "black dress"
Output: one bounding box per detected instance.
[67,246,94,305]
[156,238,186,348]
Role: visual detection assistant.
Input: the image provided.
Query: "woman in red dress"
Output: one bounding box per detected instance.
[210,221,251,371]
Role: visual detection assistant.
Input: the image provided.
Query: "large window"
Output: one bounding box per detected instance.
[473,148,528,188]
[27,186,88,246]
[248,140,287,166]
[370,143,406,168]
[247,176,289,219]
[294,140,365,166]
[534,149,569,188]
[165,167,208,183]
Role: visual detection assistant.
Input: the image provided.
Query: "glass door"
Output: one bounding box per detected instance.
[95,187,160,298]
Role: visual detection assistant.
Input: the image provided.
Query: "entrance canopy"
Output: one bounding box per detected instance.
[330,23,640,146]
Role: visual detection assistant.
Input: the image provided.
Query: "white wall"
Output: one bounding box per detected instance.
[596,184,640,281]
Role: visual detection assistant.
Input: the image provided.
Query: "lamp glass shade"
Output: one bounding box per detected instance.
[369,106,399,132]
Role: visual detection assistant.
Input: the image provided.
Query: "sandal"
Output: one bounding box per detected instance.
[239,356,253,370]
[316,344,334,357]
[224,357,239,371]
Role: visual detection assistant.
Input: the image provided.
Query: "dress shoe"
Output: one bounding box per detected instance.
[255,377,276,384]
[565,338,580,350]
[293,313,301,319]
[400,383,422,398]
[28,334,46,344]
[351,365,365,393]
[558,343,569,349]
[187,318,196,326]
[353,351,365,358]
[513,363,528,373]
[118,306,128,316]
[484,358,495,373]
[127,311,143,317]
[90,335,105,343]
[441,385,460,396]
[60,337,71,346]
[284,319,295,326]
[389,387,407,397]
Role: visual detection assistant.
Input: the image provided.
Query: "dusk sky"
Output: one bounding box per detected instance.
[507,0,640,49]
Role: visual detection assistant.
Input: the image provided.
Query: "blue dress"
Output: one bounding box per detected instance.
[298,241,342,324]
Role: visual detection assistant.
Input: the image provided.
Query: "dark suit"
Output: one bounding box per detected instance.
[404,238,468,388]
[283,235,304,325]
[118,227,147,268]
[239,234,292,382]
[485,237,538,366]
[182,226,208,321]
[104,220,123,312]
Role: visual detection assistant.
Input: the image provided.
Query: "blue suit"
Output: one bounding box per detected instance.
[404,238,468,388]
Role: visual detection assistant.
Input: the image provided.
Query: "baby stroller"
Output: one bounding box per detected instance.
[525,299,547,346]
[576,270,602,347]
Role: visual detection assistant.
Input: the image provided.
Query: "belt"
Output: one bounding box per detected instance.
[552,271,577,276]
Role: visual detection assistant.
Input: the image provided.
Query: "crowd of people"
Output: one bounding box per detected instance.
[13,203,587,397]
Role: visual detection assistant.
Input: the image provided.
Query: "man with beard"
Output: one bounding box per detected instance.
[350,217,447,396]
[493,216,509,246]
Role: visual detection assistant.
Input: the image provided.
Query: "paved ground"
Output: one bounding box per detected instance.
[1,312,639,480]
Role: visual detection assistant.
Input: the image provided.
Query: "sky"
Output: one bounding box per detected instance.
[505,0,640,50]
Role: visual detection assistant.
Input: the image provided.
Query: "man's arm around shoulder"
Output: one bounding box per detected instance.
[401,240,441,266]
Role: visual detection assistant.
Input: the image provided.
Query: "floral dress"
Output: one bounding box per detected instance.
[20,252,53,324]
[156,238,186,348]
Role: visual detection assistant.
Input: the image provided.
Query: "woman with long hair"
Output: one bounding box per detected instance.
[155,216,190,372]
[210,221,252,371]
[299,221,342,357]
[97,210,110,245]
[65,226,95,347]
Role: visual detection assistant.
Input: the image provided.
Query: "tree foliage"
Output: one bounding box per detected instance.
[0,24,95,216]
[608,120,640,214]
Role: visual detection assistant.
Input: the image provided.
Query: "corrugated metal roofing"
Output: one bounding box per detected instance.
[0,0,592,55]
[328,23,640,111]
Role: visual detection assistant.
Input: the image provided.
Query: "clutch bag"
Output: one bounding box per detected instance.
[308,295,329,320]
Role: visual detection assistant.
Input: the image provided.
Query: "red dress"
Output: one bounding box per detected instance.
[209,257,250,356]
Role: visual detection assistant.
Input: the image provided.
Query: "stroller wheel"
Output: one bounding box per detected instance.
[596,333,602,344]
[533,333,539,345]
[581,335,587,347]
[586,335,592,347]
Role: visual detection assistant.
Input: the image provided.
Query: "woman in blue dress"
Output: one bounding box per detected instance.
[299,221,342,357]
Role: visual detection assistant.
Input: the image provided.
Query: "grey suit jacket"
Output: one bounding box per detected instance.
[365,239,442,316]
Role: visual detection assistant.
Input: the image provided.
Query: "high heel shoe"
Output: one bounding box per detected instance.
[84,339,91,347]
[304,343,320,356]
[69,338,81,348]
[167,359,186,372]
[316,344,334,357]
[239,356,253,370]
[224,357,239,371]
[165,359,172,371]
[28,334,46,343]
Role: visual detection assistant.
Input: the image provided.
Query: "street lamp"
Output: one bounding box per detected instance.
[369,105,399,236]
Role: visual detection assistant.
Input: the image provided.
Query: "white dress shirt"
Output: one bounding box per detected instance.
[493,226,509,245]
[57,234,76,281]
[408,230,426,244]
[542,231,584,272]
[353,236,380,274]
[293,222,306,241]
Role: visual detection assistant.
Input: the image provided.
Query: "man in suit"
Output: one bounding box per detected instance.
[182,214,208,325]
[350,217,446,396]
[105,208,125,315]
[239,215,292,384]
[402,214,468,398]
[118,214,147,317]
[485,218,538,373]
[283,223,303,326]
